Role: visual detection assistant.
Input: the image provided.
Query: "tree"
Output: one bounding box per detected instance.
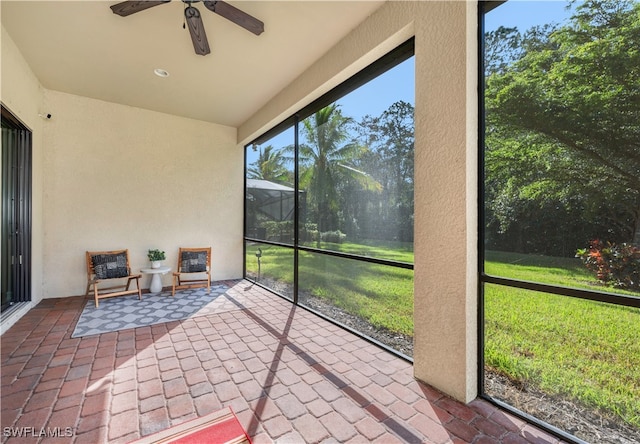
[485,0,640,251]
[299,104,380,242]
[358,101,415,242]
[247,145,291,184]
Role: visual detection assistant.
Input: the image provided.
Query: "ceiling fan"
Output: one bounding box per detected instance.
[110,0,264,56]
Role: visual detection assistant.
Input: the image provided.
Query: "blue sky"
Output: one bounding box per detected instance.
[485,0,576,32]
[336,57,414,123]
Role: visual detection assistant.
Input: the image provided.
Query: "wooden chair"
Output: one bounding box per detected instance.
[172,247,211,296]
[86,249,142,307]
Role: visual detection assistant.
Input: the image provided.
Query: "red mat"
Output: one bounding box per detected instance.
[132,407,251,444]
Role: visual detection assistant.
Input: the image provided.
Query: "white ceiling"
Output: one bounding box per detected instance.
[1,1,384,127]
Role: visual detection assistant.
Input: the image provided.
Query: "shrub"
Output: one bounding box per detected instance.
[320,230,347,244]
[300,223,319,242]
[576,240,640,290]
[262,221,292,241]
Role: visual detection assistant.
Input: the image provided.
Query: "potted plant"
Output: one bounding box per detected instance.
[147,249,166,268]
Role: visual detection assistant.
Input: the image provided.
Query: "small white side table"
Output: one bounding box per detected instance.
[140,266,171,294]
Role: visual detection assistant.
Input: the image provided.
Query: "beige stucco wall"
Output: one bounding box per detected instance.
[41,90,242,298]
[2,20,242,324]
[239,1,479,403]
[1,25,45,312]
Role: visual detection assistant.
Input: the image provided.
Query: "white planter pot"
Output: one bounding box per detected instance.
[151,261,162,269]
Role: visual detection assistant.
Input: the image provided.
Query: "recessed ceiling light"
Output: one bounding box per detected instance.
[154,68,170,78]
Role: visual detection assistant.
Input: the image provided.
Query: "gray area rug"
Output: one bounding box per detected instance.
[72,284,253,338]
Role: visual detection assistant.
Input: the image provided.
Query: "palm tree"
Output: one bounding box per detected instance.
[247,145,291,184]
[299,104,381,241]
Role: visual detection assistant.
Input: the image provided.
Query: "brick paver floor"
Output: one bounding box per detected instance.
[1,280,567,443]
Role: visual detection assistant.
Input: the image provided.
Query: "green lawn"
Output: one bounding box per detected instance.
[485,250,590,285]
[245,242,413,335]
[300,240,414,263]
[485,251,640,429]
[298,250,413,335]
[485,250,640,296]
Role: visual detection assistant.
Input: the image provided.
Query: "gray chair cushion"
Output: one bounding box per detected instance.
[92,253,129,279]
[181,251,207,273]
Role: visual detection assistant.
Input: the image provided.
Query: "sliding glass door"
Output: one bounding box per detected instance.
[1,106,32,311]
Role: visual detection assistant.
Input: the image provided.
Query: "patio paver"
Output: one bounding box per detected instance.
[1,280,566,443]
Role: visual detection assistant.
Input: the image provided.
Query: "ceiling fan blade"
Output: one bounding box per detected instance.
[203,1,264,36]
[185,6,211,56]
[110,0,171,17]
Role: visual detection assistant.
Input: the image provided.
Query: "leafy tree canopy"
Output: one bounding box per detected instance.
[299,104,381,234]
[485,0,640,248]
[247,144,292,185]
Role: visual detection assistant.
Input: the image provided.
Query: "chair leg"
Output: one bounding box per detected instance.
[135,277,142,300]
[172,275,176,297]
[207,273,211,293]
[94,285,100,308]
